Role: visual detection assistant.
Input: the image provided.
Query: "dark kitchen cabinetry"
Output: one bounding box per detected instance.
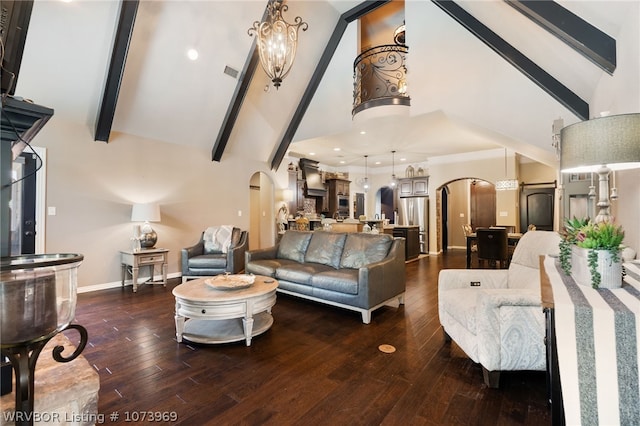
[327,179,350,218]
[392,226,420,261]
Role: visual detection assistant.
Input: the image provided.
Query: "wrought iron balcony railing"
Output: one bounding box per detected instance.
[352,44,410,116]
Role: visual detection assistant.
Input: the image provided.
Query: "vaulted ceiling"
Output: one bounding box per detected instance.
[15,1,639,172]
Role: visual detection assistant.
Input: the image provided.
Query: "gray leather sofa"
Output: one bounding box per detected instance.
[245,230,406,323]
[181,227,248,283]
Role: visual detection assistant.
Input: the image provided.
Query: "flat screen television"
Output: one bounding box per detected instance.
[1,0,35,96]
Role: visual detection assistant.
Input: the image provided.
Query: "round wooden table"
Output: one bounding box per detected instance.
[172,275,277,346]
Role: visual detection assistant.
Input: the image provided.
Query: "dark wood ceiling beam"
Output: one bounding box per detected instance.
[506,0,616,75]
[210,43,261,162]
[432,0,589,121]
[269,1,390,170]
[211,3,270,162]
[94,0,139,142]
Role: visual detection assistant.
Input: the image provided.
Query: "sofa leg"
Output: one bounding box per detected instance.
[398,293,405,305]
[361,311,372,324]
[181,276,187,284]
[482,367,500,388]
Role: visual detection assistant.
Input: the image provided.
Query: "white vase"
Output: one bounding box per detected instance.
[571,246,623,289]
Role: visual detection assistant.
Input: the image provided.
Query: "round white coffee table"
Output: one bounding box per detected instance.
[172,275,277,346]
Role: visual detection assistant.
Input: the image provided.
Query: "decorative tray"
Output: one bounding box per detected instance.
[205,274,255,290]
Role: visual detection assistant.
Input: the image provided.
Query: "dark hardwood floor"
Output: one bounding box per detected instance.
[68,249,551,425]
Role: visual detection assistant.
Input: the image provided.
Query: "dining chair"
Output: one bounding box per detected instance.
[476,228,509,269]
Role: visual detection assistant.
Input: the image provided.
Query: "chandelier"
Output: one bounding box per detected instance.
[248,0,308,89]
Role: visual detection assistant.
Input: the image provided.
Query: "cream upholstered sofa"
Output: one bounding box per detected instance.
[438,230,560,387]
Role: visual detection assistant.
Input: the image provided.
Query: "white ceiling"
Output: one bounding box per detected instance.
[16,1,639,171]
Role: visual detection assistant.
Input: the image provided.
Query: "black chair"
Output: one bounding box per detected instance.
[476,228,509,269]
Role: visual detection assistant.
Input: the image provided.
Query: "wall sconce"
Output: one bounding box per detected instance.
[131,202,161,248]
[560,113,640,222]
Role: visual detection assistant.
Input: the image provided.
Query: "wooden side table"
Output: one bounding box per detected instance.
[120,248,168,292]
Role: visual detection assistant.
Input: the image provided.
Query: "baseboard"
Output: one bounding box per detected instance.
[77,272,182,293]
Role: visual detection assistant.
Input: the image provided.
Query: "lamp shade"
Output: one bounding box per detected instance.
[560,113,640,173]
[131,203,161,222]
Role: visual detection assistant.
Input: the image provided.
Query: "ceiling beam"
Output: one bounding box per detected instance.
[506,0,616,75]
[269,1,390,171]
[211,3,272,162]
[432,0,589,121]
[210,47,260,162]
[94,0,139,142]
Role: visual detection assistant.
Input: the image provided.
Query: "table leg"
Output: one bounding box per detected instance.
[121,264,126,287]
[175,302,185,343]
[242,316,254,346]
[466,237,472,269]
[162,262,167,287]
[132,266,139,293]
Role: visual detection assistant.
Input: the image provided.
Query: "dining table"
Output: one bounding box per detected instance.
[465,232,522,268]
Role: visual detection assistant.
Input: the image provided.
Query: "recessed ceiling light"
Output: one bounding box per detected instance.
[309,152,316,156]
[339,160,345,164]
[375,161,381,165]
[360,131,366,135]
[400,158,406,162]
[187,49,199,61]
[334,148,341,151]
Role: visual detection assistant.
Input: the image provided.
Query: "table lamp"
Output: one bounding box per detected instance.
[131,202,161,248]
[560,113,640,222]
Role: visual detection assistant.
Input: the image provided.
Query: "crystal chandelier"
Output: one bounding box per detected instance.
[248,0,308,89]
[495,148,518,191]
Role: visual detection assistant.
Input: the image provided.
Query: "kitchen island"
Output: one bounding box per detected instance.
[384,225,420,261]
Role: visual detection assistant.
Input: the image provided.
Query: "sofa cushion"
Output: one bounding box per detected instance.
[340,233,393,269]
[277,231,313,263]
[276,263,334,285]
[311,269,359,295]
[304,231,347,269]
[246,258,299,277]
[188,254,227,269]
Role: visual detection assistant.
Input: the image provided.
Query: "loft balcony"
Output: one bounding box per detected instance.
[352,44,410,117]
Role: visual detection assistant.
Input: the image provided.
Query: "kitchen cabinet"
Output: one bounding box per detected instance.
[327,179,351,218]
[398,177,429,197]
[390,226,420,261]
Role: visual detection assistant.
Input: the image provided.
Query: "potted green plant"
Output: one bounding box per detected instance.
[559,217,625,289]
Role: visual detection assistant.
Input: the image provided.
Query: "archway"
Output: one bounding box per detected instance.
[249,172,275,250]
[435,178,494,251]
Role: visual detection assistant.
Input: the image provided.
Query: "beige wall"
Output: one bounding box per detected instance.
[34,117,286,291]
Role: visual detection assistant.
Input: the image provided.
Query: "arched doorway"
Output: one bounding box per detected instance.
[249,172,275,250]
[378,186,395,223]
[436,178,495,251]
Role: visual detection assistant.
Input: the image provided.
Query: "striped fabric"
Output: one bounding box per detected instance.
[544,256,640,426]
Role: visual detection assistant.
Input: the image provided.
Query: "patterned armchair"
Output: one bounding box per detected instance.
[438,230,560,387]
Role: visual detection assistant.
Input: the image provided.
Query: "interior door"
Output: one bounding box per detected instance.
[520,187,555,231]
[470,180,496,229]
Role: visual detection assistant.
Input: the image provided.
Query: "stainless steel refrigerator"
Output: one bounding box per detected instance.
[397,196,429,253]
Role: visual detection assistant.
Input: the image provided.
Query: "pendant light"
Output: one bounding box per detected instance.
[363,155,370,193]
[390,150,398,188]
[495,148,518,191]
[248,0,308,90]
